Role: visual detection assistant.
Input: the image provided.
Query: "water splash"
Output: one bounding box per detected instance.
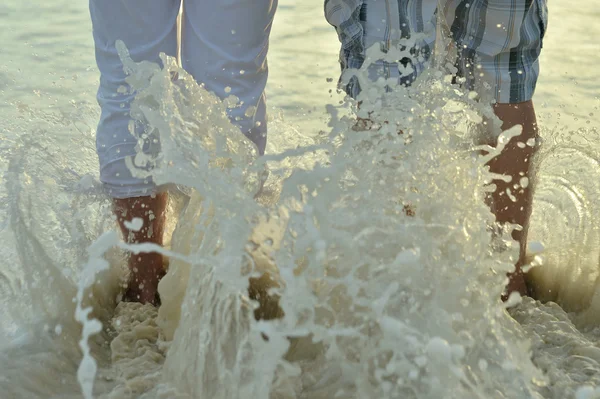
[65,43,548,399]
[3,31,600,399]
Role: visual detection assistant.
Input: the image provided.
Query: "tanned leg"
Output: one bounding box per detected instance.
[113,192,168,305]
[488,100,539,298]
[353,100,538,297]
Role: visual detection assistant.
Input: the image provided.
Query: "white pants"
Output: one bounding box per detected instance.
[90,0,278,198]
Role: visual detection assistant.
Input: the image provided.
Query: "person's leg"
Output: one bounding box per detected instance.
[114,193,168,304]
[181,0,278,155]
[90,0,181,304]
[489,101,538,297]
[328,0,547,297]
[444,0,548,296]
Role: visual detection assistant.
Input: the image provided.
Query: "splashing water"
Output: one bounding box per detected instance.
[81,38,544,399]
[3,28,600,399]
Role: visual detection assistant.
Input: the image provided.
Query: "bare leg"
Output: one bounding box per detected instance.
[113,192,168,305]
[353,99,538,297]
[487,100,539,298]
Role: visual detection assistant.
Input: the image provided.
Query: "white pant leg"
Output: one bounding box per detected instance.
[90,0,181,198]
[181,0,278,155]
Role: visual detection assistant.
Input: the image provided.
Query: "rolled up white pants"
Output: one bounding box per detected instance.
[90,0,278,198]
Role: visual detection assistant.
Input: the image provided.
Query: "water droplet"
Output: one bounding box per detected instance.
[479,359,488,371]
[245,106,257,117]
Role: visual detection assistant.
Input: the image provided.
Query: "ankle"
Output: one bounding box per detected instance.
[126,252,165,303]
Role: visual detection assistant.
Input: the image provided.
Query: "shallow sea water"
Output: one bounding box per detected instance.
[1,1,600,399]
